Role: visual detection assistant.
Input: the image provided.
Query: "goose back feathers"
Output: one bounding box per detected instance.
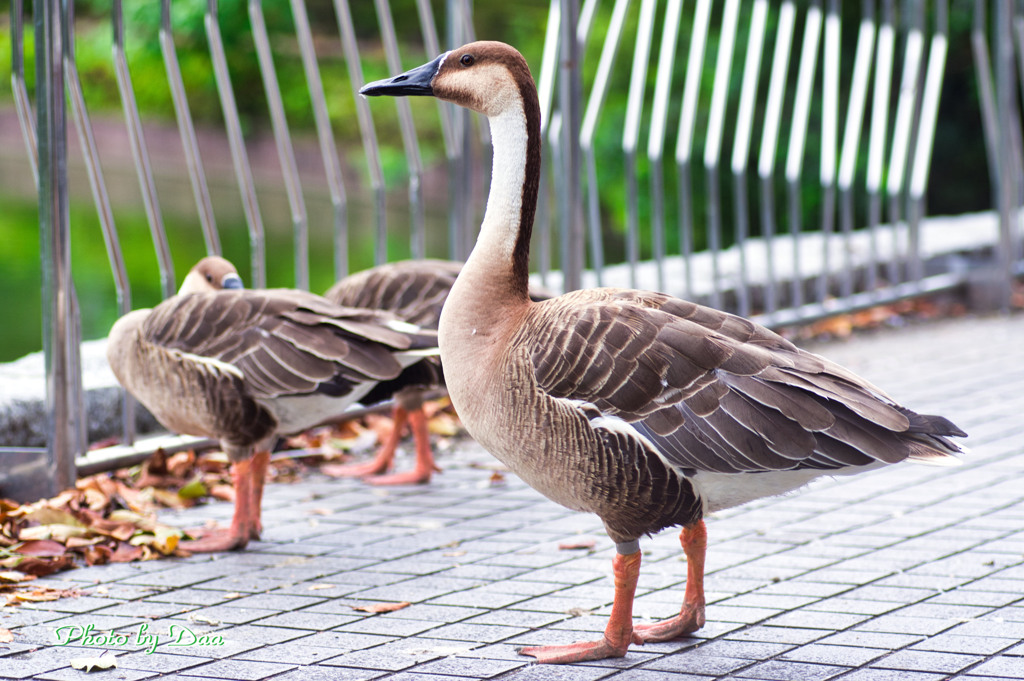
[107,260,437,458]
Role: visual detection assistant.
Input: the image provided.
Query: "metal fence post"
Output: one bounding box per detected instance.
[37,0,78,498]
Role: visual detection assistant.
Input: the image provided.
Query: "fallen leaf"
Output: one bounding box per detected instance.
[69,652,117,671]
[558,539,596,550]
[488,471,506,486]
[188,613,221,626]
[307,508,332,516]
[351,601,411,614]
[308,584,336,591]
[13,539,67,557]
[0,628,12,643]
[177,479,208,500]
[0,571,33,583]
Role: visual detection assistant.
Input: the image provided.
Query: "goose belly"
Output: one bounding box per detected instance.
[472,396,704,542]
[690,463,886,514]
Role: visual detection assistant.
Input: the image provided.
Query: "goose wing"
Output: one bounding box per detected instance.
[528,289,964,474]
[144,289,436,401]
[325,259,463,327]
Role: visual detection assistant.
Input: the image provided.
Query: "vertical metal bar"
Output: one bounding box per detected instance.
[206,0,266,287]
[908,0,948,285]
[375,0,427,261]
[114,0,175,299]
[250,0,309,289]
[838,1,876,298]
[537,0,561,283]
[160,0,220,256]
[577,0,600,47]
[886,1,924,286]
[38,0,77,496]
[785,0,823,310]
[647,0,683,295]
[623,0,656,289]
[64,0,135,446]
[11,0,37,187]
[581,0,631,287]
[868,0,895,290]
[291,0,349,279]
[972,1,1000,190]
[416,0,455,155]
[997,0,1018,312]
[675,0,712,301]
[704,0,740,311]
[539,0,561,135]
[757,0,796,316]
[333,0,387,265]
[817,0,839,304]
[731,0,768,318]
[559,0,584,292]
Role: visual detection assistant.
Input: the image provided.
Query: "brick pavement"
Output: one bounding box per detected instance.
[2,312,1024,680]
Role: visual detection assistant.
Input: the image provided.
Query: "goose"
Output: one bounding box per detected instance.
[106,256,438,552]
[324,259,552,484]
[360,42,967,664]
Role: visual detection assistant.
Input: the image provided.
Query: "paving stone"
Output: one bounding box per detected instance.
[178,659,296,679]
[765,609,871,630]
[732,659,848,680]
[855,615,960,636]
[838,667,949,681]
[319,637,476,671]
[964,656,1024,678]
[870,649,983,673]
[32,667,156,681]
[641,651,752,675]
[234,640,345,665]
[727,625,828,645]
[910,633,1019,655]
[115,651,214,673]
[779,643,889,666]
[687,639,794,659]
[334,617,441,637]
[410,656,527,677]
[417,622,527,643]
[815,631,924,649]
[269,665,384,680]
[251,611,362,630]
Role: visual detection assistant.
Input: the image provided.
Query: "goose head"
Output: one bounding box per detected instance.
[179,256,244,295]
[361,41,535,119]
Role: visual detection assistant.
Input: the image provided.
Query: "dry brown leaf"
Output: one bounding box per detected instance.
[0,571,33,583]
[558,539,597,550]
[0,628,12,643]
[13,539,66,556]
[351,601,411,614]
[489,471,506,486]
[69,652,117,672]
[308,584,336,591]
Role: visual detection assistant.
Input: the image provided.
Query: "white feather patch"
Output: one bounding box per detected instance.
[173,349,244,379]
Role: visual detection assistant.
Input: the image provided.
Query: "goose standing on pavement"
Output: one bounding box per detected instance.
[106,256,437,552]
[359,42,967,664]
[324,259,552,484]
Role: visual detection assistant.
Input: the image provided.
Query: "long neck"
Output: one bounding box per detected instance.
[468,83,541,301]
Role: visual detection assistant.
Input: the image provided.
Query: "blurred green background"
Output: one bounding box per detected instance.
[0,1,990,362]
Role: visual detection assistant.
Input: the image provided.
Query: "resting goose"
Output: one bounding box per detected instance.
[324,259,552,484]
[360,42,967,664]
[106,256,437,552]
[323,259,459,484]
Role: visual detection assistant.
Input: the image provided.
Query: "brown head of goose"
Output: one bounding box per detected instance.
[106,256,437,552]
[361,42,967,663]
[324,259,552,485]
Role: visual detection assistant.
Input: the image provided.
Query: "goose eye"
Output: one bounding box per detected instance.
[460,54,474,67]
[205,274,213,282]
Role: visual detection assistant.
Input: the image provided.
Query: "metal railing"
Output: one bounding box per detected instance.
[3,0,1022,500]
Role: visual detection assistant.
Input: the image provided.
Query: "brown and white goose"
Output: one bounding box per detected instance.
[322,259,459,484]
[106,256,437,552]
[360,42,967,664]
[324,259,552,484]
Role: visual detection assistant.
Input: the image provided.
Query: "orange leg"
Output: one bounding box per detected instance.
[365,406,441,486]
[520,550,644,663]
[328,406,409,478]
[247,450,270,540]
[634,520,707,642]
[181,458,254,553]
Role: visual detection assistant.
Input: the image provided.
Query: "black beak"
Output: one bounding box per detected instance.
[360,52,447,97]
[221,274,244,290]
